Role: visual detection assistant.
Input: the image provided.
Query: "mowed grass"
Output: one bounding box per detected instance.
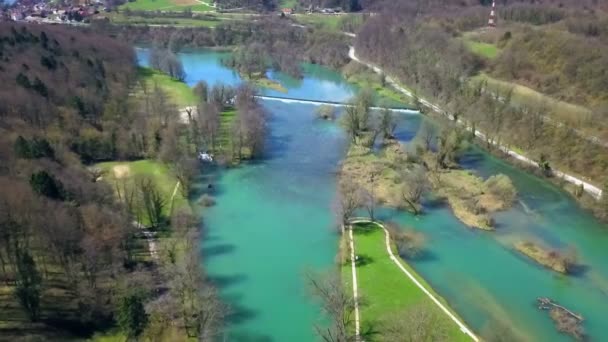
[350,222,471,341]
[294,13,349,31]
[138,67,198,107]
[472,73,593,126]
[464,40,500,59]
[119,0,213,12]
[95,160,188,225]
[108,13,221,27]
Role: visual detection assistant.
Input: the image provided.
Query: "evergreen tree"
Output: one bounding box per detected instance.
[15,251,42,322]
[14,136,32,158]
[117,293,148,338]
[30,171,64,200]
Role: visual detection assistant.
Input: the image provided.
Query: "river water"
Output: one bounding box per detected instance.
[137,48,608,341]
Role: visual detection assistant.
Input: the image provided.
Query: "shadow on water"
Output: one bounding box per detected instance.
[407,249,440,263]
[202,243,237,259]
[264,133,292,161]
[208,273,248,289]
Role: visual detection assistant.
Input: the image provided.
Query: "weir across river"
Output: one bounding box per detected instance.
[254,95,420,114]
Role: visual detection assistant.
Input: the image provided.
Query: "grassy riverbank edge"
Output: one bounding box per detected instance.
[341,220,474,341]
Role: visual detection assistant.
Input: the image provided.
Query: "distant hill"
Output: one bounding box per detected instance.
[0,23,135,123]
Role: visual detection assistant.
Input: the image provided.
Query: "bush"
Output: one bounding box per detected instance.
[386,222,426,259]
[316,105,336,120]
[30,170,65,200]
[484,174,517,204]
[199,194,216,207]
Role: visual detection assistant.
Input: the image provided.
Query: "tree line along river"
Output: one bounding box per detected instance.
[137,48,608,341]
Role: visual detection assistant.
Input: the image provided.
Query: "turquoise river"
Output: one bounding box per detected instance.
[137,48,608,341]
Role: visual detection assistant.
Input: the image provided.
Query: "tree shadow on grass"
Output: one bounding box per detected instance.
[354,254,374,267]
[359,320,382,342]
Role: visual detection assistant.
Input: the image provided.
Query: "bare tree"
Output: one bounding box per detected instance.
[306,271,356,342]
[334,178,363,228]
[342,105,361,144]
[383,305,448,342]
[197,103,220,152]
[379,106,398,140]
[400,166,428,215]
[363,164,382,221]
[137,177,166,229]
[415,120,436,152]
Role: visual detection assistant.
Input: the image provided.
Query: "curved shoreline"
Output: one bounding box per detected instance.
[347,218,478,341]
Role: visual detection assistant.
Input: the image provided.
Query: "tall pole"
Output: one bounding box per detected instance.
[488,1,497,27]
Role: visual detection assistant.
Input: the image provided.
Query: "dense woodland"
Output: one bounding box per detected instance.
[353,0,608,219]
[0,23,224,340]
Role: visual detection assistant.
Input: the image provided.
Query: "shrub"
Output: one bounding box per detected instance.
[199,194,216,207]
[386,222,426,259]
[484,174,517,205]
[30,170,65,200]
[316,105,336,121]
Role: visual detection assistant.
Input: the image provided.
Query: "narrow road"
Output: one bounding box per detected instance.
[349,219,479,341]
[348,47,603,200]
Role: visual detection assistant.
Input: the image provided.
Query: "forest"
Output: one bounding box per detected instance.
[0,23,225,340]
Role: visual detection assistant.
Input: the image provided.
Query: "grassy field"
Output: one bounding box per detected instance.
[343,62,415,107]
[138,67,198,107]
[464,40,500,59]
[280,0,298,7]
[95,160,188,225]
[119,0,213,12]
[293,13,352,31]
[472,73,593,126]
[108,13,221,27]
[347,222,472,341]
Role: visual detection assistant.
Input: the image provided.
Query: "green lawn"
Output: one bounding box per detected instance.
[348,222,472,341]
[138,67,198,107]
[344,66,415,108]
[119,0,213,12]
[108,13,221,27]
[464,40,500,59]
[294,13,352,31]
[95,160,188,225]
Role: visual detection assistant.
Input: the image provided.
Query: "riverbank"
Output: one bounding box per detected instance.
[347,46,604,203]
[343,220,476,341]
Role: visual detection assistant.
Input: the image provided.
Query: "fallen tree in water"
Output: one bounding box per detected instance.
[537,297,585,340]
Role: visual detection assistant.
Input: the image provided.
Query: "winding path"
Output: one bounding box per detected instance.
[348,218,478,341]
[347,47,603,200]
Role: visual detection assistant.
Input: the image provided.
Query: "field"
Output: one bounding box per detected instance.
[137,67,198,107]
[95,160,188,225]
[344,222,472,341]
[472,73,594,127]
[119,0,214,12]
[464,40,500,59]
[294,13,357,31]
[108,13,221,27]
[279,0,298,7]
